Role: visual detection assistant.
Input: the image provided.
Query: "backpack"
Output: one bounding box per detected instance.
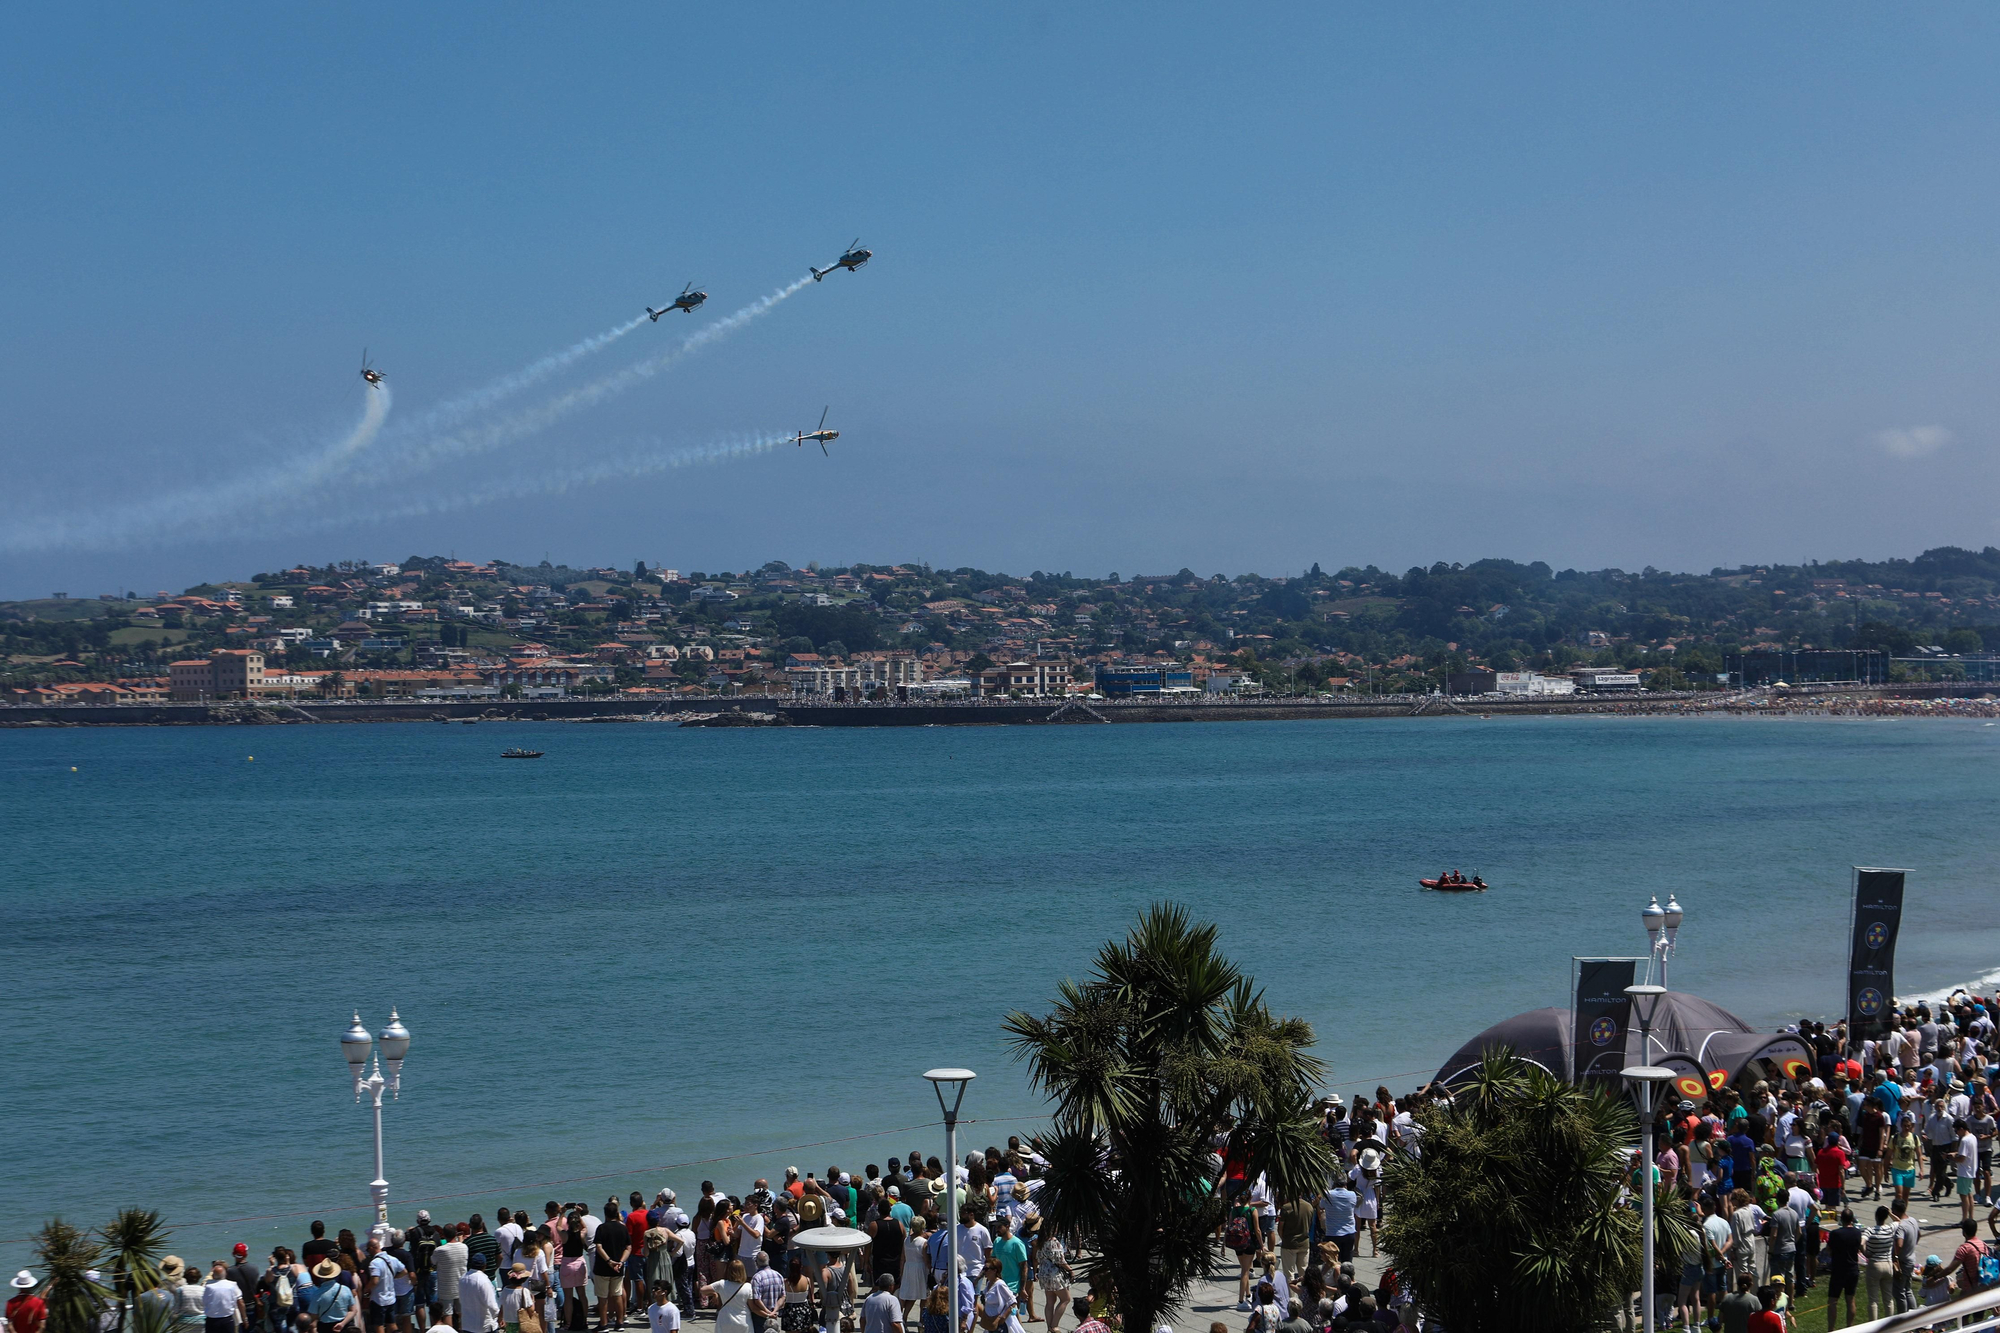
[1222,1214,1256,1253]
[1978,1244,2000,1289]
[273,1272,294,1307]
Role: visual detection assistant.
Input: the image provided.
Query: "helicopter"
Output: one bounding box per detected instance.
[647,283,708,320]
[360,350,385,389]
[810,240,872,281]
[792,406,840,455]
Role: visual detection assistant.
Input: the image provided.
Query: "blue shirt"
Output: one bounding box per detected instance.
[1318,1187,1357,1237]
[1727,1132,1757,1184]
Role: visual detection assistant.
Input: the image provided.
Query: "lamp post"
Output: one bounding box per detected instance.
[1641,895,1684,988]
[1624,984,1673,1333]
[924,1068,975,1333]
[341,1010,412,1235]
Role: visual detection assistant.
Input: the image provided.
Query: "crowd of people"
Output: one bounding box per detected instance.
[16,994,2000,1333]
[1635,992,2000,1331]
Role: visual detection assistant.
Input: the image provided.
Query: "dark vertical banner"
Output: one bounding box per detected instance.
[1574,958,1639,1083]
[1848,867,1907,1044]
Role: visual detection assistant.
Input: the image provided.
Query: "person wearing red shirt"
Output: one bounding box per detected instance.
[1746,1291,1783,1333]
[625,1194,652,1315]
[1817,1134,1853,1207]
[8,1271,47,1333]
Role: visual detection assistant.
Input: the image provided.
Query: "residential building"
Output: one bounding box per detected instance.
[788,664,861,694]
[974,659,1070,697]
[854,654,925,686]
[169,649,265,700]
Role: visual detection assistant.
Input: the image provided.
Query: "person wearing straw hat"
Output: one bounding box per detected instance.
[8,1269,47,1333]
[303,1260,356,1333]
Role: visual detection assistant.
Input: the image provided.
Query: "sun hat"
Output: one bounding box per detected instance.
[11,1271,36,1290]
[161,1258,186,1281]
[313,1260,340,1280]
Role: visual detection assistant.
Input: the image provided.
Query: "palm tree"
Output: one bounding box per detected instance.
[1004,903,1336,1333]
[31,1219,113,1333]
[97,1209,169,1333]
[1377,1049,1698,1333]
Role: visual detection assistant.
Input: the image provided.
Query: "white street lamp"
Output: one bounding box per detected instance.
[1641,896,1686,988]
[341,1010,412,1233]
[924,1068,975,1333]
[1625,985,1673,1333]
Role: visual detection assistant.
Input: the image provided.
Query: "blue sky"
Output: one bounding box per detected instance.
[5,6,2000,596]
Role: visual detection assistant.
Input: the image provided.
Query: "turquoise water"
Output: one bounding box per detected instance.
[3,714,1997,1269]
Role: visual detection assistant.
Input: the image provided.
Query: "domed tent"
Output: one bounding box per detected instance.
[1434,992,1780,1094]
[1433,1007,1572,1087]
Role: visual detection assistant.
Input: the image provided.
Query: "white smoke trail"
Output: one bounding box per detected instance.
[276,431,790,534]
[388,315,648,440]
[364,276,813,480]
[0,385,393,554]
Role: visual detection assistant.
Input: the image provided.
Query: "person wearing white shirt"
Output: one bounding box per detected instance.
[1247,1174,1277,1256]
[1957,1120,1981,1221]
[735,1210,764,1265]
[432,1237,469,1330]
[458,1257,500,1333]
[952,1211,992,1276]
[495,1215,526,1273]
[645,1289,681,1333]
[202,1262,247,1333]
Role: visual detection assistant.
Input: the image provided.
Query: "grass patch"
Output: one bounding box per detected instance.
[107,627,188,646]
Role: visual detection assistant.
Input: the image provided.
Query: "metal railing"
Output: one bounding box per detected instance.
[1832,1285,2000,1333]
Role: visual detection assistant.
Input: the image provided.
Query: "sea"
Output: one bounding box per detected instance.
[3,713,1997,1271]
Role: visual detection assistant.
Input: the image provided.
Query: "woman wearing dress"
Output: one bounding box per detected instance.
[1350,1151,1382,1258]
[1033,1231,1073,1333]
[693,1200,716,1297]
[701,1260,755,1333]
[869,1205,906,1293]
[973,1258,1023,1333]
[781,1255,816,1333]
[899,1219,929,1324]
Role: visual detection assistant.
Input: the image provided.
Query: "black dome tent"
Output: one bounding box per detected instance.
[1432,991,1813,1099]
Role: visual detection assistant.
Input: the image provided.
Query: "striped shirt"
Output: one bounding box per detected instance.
[467,1229,502,1275]
[1862,1224,1899,1263]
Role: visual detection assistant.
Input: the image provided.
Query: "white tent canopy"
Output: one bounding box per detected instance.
[787,1226,872,1252]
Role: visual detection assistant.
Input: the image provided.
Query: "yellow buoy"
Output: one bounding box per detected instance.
[70,766,78,771]
[247,756,254,761]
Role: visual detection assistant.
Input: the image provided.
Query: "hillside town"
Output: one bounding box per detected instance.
[8,547,2000,705]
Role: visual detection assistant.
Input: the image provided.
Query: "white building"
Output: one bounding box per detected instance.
[1494,671,1576,696]
[788,664,861,694]
[1571,669,1641,692]
[856,654,926,686]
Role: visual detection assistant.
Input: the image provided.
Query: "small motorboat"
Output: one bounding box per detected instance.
[1420,875,1488,892]
[501,748,544,759]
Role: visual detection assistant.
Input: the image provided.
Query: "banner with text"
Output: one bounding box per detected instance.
[1848,868,1907,1045]
[1574,957,1639,1083]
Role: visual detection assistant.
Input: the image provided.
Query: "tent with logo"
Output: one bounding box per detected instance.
[1433,991,1804,1098]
